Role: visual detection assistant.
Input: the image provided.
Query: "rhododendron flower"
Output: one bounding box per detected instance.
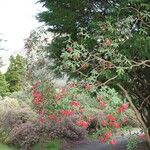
[66,47,73,52]
[33,98,41,106]
[105,131,112,139]
[117,103,129,113]
[109,139,117,145]
[122,103,129,109]
[54,93,63,100]
[79,108,84,113]
[99,101,107,108]
[71,101,80,107]
[138,133,146,139]
[48,114,57,120]
[60,110,74,116]
[100,137,106,143]
[109,121,120,128]
[37,109,45,115]
[106,114,117,122]
[101,120,107,126]
[68,82,77,88]
[88,116,94,122]
[85,84,93,91]
[122,118,127,123]
[39,117,45,123]
[60,88,67,94]
[76,120,89,129]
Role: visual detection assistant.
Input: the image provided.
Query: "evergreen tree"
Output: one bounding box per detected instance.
[0,72,9,96]
[5,55,25,93]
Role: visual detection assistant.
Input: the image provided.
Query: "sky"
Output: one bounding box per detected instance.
[0,0,43,73]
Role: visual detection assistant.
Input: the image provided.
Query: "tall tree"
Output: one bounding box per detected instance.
[37,0,150,145]
[0,72,9,97]
[5,55,25,93]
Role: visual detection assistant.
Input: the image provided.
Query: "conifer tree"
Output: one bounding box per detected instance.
[5,55,25,92]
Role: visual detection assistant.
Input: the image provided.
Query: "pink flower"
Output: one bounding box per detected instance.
[109,139,117,145]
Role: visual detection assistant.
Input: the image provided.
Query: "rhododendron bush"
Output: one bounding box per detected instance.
[31,79,131,145]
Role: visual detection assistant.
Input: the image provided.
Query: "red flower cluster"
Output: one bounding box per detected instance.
[99,101,107,108]
[66,47,73,53]
[106,114,117,122]
[84,84,93,91]
[60,109,74,116]
[71,101,80,107]
[32,91,42,106]
[100,131,117,145]
[76,120,89,129]
[117,103,129,113]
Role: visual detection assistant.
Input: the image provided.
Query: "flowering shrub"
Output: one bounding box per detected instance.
[31,79,132,145]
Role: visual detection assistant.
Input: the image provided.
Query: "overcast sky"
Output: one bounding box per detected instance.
[0,0,43,73]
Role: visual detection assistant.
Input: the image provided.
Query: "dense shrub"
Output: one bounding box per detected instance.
[9,116,86,150]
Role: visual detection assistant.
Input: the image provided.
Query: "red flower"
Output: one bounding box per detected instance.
[33,98,41,106]
[71,101,80,107]
[109,121,120,128]
[88,116,94,122]
[138,134,146,139]
[60,110,74,116]
[100,137,106,143]
[76,120,89,129]
[79,108,84,113]
[103,38,112,46]
[85,84,93,91]
[122,118,127,123]
[122,103,129,109]
[105,131,112,139]
[66,47,73,53]
[117,107,125,113]
[106,114,117,122]
[48,114,57,120]
[109,139,117,145]
[99,101,107,108]
[54,93,63,100]
[117,103,129,113]
[68,83,77,88]
[39,117,44,123]
[101,120,107,126]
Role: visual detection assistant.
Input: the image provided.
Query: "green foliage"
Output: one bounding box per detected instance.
[5,55,25,93]
[0,72,9,97]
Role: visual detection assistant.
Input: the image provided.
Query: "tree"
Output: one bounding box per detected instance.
[0,71,9,97]
[37,0,150,146]
[5,55,25,93]
[37,0,117,73]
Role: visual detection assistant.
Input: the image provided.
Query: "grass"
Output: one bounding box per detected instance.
[32,139,62,150]
[0,143,15,150]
